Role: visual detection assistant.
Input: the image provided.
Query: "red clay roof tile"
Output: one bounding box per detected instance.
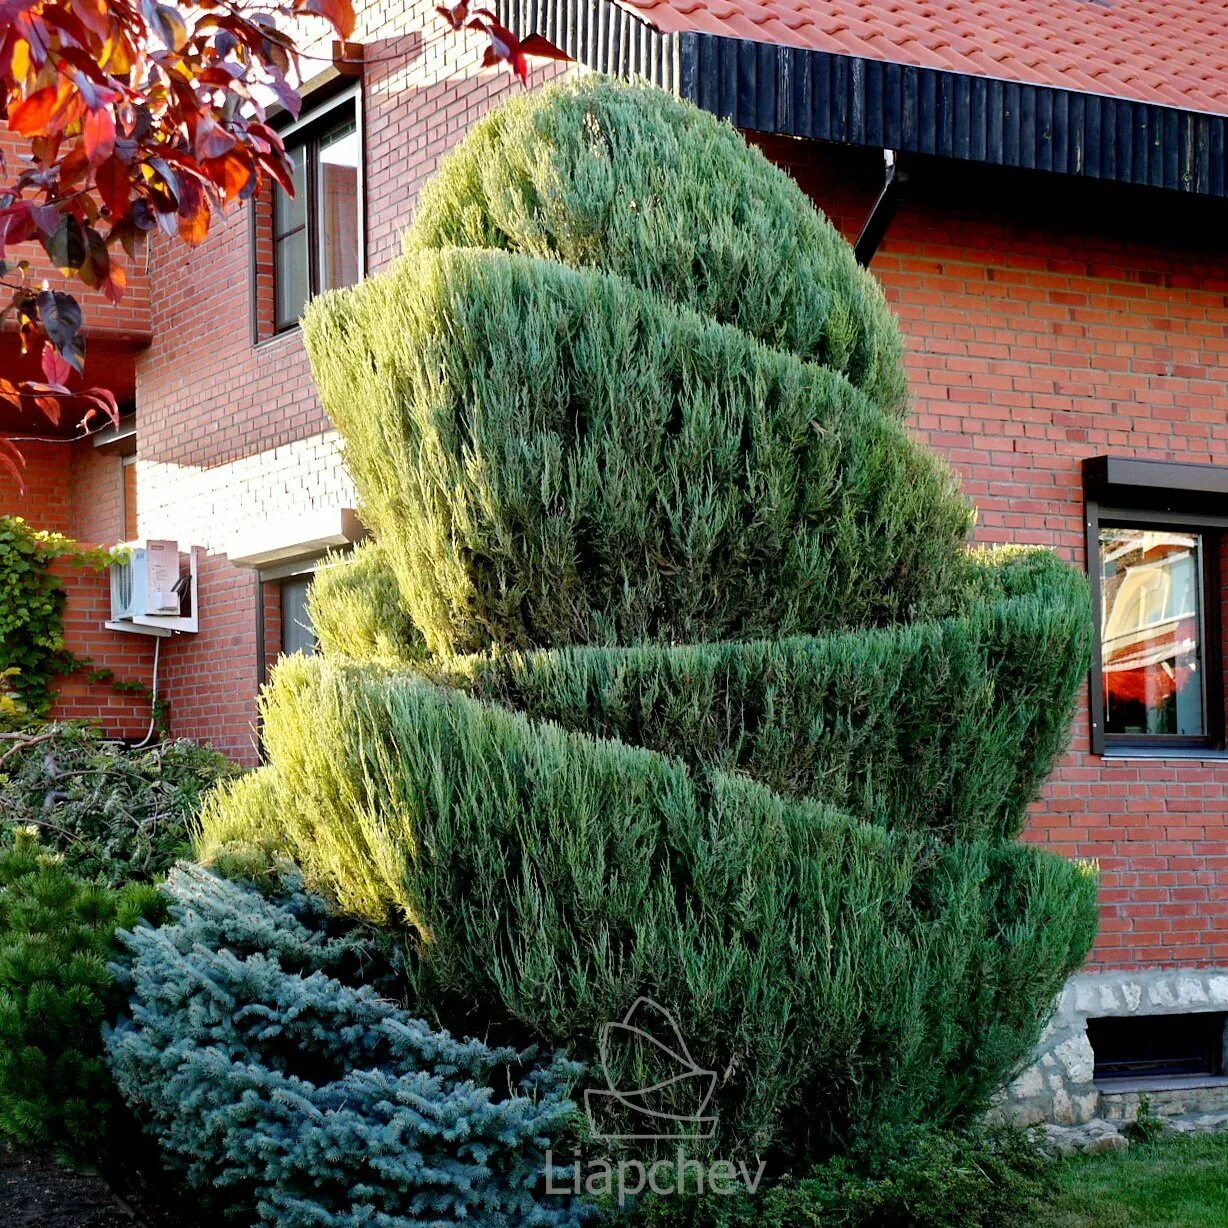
[614,0,1228,116]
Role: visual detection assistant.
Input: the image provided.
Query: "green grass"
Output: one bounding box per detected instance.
[1038,1133,1228,1227]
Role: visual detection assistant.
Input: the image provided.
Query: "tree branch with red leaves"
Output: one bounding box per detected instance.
[436,3,567,86]
[0,0,355,485]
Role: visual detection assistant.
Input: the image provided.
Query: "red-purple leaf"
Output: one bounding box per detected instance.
[40,340,74,386]
[176,175,210,245]
[81,384,119,428]
[519,34,570,62]
[193,113,238,161]
[436,1,469,32]
[96,153,131,219]
[305,0,356,39]
[83,106,117,167]
[0,203,36,258]
[36,289,85,372]
[101,262,127,306]
[0,437,27,491]
[46,212,86,272]
[201,149,253,200]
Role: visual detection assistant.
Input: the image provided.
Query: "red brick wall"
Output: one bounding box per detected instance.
[760,137,1228,974]
[154,553,262,761]
[69,438,125,545]
[0,442,73,532]
[52,563,157,740]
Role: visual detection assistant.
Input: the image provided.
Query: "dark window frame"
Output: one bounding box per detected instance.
[251,80,364,342]
[1084,457,1228,758]
[120,453,138,543]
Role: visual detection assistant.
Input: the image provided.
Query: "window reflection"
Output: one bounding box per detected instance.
[318,119,360,293]
[1100,527,1204,737]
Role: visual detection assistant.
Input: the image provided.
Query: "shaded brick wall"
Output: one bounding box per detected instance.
[758,136,1228,973]
[0,442,73,533]
[0,439,154,732]
[52,562,157,740]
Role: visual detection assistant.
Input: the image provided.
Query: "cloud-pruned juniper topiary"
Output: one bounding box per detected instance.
[198,77,1098,1161]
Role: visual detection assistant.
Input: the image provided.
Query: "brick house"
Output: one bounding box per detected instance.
[3,0,1228,1122]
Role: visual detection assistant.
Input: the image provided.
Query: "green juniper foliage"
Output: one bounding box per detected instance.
[202,76,1098,1161]
[307,538,425,666]
[626,1124,1050,1227]
[200,654,1095,1155]
[0,723,236,885]
[306,245,969,657]
[0,826,163,1154]
[407,78,907,415]
[106,865,592,1228]
[432,549,1092,844]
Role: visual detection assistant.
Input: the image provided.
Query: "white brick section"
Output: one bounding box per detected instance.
[134,431,357,558]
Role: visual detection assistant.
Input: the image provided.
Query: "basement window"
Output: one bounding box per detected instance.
[280,573,318,657]
[1088,1013,1228,1083]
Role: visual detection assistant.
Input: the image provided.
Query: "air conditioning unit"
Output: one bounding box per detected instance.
[106,541,199,635]
[110,540,181,620]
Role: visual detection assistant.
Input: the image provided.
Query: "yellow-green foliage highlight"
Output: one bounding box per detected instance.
[307,540,423,666]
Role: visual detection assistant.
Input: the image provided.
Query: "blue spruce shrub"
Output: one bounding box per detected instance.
[106,865,592,1227]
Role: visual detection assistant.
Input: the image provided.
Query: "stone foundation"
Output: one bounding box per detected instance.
[998,967,1228,1127]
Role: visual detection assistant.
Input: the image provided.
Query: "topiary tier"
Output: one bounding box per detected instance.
[197,77,1097,1161]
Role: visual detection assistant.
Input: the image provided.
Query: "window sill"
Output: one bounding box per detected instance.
[1098,746,1228,762]
[1096,1074,1228,1095]
[253,323,303,352]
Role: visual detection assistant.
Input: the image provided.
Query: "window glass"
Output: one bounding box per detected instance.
[318,119,360,293]
[1100,527,1204,737]
[274,142,308,233]
[274,143,309,327]
[280,575,318,656]
[266,102,360,332]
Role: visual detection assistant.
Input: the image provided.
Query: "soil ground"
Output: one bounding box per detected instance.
[0,1145,209,1228]
[0,1149,135,1227]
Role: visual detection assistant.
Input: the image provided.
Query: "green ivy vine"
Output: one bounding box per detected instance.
[0,517,113,723]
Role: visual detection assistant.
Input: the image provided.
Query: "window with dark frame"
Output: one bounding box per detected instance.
[1088,1012,1228,1082]
[279,573,319,657]
[1085,457,1228,757]
[267,93,362,333]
